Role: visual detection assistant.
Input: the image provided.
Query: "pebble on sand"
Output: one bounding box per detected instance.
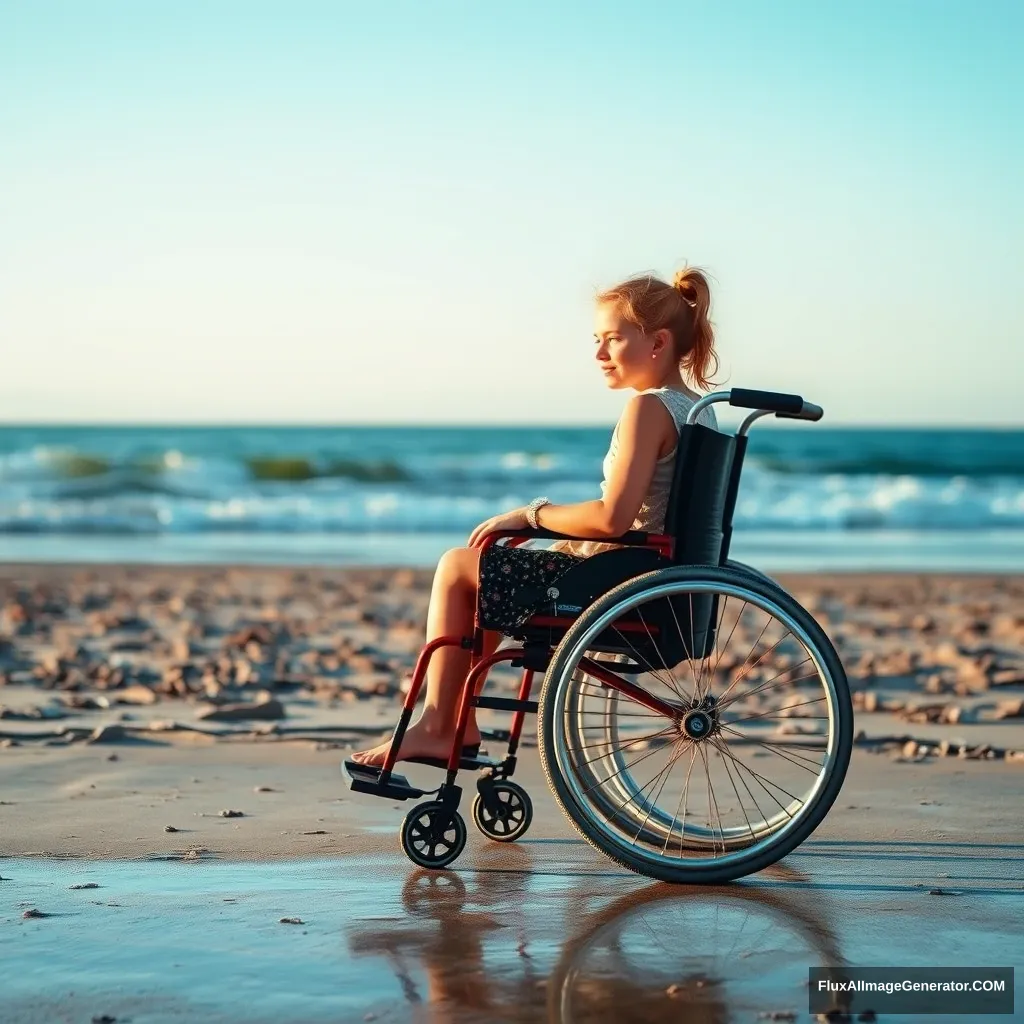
[165,825,180,832]
[88,724,128,744]
[197,698,286,722]
[219,809,244,818]
[115,684,159,705]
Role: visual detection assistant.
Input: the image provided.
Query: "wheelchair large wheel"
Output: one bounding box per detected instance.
[538,565,852,884]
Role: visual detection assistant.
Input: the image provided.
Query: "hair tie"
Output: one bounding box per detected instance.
[672,269,696,306]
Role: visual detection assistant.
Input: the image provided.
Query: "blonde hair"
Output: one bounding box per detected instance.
[597,267,719,390]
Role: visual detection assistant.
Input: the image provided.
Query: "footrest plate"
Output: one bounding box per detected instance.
[342,759,426,801]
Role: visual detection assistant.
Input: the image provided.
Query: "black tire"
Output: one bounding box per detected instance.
[724,558,787,595]
[400,800,467,870]
[537,564,853,885]
[471,780,534,842]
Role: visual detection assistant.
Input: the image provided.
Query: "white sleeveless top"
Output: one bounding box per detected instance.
[554,388,719,557]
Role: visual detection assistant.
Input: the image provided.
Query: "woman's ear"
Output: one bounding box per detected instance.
[652,328,673,356]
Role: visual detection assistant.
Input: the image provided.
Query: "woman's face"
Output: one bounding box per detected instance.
[593,301,666,390]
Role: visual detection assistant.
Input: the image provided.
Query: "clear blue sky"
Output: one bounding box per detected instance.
[1,0,1020,425]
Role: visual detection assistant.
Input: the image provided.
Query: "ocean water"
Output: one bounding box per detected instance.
[0,424,1021,570]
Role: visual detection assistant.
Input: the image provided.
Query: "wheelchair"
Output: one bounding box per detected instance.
[343,388,853,884]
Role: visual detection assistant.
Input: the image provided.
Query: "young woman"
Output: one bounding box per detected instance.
[352,268,719,766]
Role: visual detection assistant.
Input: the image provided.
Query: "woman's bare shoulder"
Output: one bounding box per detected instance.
[617,393,677,452]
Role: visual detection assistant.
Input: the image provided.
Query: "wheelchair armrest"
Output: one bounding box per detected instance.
[478,527,668,552]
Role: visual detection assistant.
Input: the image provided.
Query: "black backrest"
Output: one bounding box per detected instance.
[664,423,739,566]
[660,423,744,660]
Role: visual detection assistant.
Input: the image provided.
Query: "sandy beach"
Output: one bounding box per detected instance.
[2,565,1023,1022]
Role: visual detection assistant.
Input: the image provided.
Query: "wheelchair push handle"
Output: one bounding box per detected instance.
[687,388,824,427]
[729,388,823,422]
[775,401,823,422]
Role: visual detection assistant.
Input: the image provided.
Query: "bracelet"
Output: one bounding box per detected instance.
[526,496,551,529]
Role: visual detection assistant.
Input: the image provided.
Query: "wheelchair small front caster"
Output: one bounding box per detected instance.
[401,800,467,869]
[472,779,533,842]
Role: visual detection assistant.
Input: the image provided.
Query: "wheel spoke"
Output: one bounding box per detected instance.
[633,601,689,701]
[665,591,700,702]
[710,738,803,812]
[720,724,826,772]
[705,592,734,690]
[700,743,728,855]
[629,739,694,845]
[611,621,684,701]
[717,735,772,838]
[715,619,786,705]
[606,738,690,837]
[571,720,677,761]
[689,592,715,705]
[716,734,760,843]
[723,696,827,726]
[579,728,681,796]
[717,660,816,711]
[661,743,697,857]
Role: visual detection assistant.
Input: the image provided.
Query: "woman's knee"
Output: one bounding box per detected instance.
[436,546,480,584]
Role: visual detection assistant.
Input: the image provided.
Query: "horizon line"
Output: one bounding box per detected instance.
[0,420,1021,431]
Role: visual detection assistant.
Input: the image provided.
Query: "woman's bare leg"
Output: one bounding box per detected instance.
[352,547,500,765]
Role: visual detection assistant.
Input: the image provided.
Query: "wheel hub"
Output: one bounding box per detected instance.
[681,709,713,740]
[680,695,719,741]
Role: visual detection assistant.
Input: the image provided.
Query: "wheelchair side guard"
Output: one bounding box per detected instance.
[527,547,669,615]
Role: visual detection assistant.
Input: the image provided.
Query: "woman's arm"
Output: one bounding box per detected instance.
[534,394,675,537]
[468,395,676,547]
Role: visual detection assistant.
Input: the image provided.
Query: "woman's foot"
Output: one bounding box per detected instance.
[350,719,483,768]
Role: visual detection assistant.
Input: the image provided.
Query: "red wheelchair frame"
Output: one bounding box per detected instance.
[376,527,677,784]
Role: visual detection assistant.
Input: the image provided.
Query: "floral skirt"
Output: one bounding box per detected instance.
[478,546,585,631]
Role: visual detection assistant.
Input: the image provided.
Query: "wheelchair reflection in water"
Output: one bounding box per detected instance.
[346,864,852,1023]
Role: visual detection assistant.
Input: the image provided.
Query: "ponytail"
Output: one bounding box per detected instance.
[671,267,718,391]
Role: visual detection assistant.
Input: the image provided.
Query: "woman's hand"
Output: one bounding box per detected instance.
[468,507,529,548]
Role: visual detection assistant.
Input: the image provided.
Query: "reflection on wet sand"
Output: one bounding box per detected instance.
[346,854,849,1023]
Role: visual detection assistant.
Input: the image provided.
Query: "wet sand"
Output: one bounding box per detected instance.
[2,810,1022,1023]
[2,565,1023,1021]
